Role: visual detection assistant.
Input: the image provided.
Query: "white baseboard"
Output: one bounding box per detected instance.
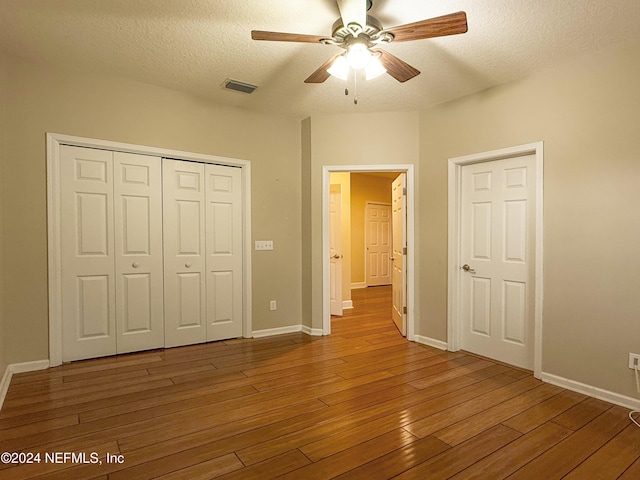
[252,323,335,337]
[540,372,640,411]
[301,325,324,336]
[252,325,322,338]
[0,360,50,411]
[343,300,353,310]
[0,367,11,412]
[252,325,303,338]
[414,335,448,351]
[251,324,324,339]
[351,282,367,289]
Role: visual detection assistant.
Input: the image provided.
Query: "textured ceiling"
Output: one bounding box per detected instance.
[1,0,639,119]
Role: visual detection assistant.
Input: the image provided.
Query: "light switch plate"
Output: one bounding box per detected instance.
[255,240,273,251]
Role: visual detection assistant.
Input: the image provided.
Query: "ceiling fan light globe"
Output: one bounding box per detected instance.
[346,43,371,70]
[327,55,349,80]
[365,56,386,80]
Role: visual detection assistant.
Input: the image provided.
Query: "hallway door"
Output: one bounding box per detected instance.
[391,174,406,335]
[365,202,392,286]
[459,154,536,369]
[329,184,343,316]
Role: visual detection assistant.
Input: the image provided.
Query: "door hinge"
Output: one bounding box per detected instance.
[403,247,407,255]
[403,306,407,314]
[403,187,407,196]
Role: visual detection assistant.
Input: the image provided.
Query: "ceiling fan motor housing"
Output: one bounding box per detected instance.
[328,15,393,50]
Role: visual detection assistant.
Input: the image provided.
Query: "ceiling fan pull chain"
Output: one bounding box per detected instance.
[353,71,359,105]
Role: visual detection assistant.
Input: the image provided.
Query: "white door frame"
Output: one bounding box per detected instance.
[447,142,544,378]
[322,165,415,339]
[46,133,253,366]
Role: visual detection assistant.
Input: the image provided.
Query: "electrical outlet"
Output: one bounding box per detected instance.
[269,300,277,311]
[629,353,640,369]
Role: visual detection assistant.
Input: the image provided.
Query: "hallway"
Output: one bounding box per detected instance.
[332,285,401,339]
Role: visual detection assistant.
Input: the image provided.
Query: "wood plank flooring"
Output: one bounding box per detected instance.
[1,285,638,479]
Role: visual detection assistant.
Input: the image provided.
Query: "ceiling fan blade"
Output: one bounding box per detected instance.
[385,11,468,42]
[305,53,343,83]
[336,0,367,28]
[251,30,328,43]
[375,49,420,82]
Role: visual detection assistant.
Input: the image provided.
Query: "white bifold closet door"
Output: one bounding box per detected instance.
[163,159,243,347]
[60,146,164,362]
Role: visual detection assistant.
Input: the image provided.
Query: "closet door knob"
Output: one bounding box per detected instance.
[185,263,192,268]
[132,262,140,268]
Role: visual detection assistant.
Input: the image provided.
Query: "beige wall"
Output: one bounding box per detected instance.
[0,52,7,375]
[1,54,302,365]
[330,172,352,305]
[350,173,394,285]
[301,118,312,328]
[304,112,420,330]
[419,40,640,398]
[3,34,637,405]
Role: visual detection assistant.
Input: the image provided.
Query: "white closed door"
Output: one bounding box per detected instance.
[391,174,406,335]
[60,147,164,361]
[365,203,392,286]
[205,164,243,341]
[163,159,207,347]
[460,155,536,369]
[113,152,164,353]
[329,185,343,316]
[59,149,244,359]
[61,146,117,361]
[164,160,243,346]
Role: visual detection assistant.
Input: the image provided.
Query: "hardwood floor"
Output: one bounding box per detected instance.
[1,285,638,479]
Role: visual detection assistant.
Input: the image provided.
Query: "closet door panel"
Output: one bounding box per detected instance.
[60,146,116,361]
[121,273,152,331]
[76,275,111,337]
[114,152,164,353]
[208,271,234,327]
[176,200,202,254]
[176,272,204,327]
[164,159,207,347]
[206,164,243,340]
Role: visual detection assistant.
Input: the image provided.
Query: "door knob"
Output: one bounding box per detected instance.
[461,264,476,274]
[132,262,139,268]
[185,263,192,268]
[389,257,395,261]
[332,254,342,259]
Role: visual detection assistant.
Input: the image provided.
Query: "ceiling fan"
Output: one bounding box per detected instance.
[251,0,468,83]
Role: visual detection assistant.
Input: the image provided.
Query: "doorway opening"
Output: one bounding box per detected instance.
[322,165,415,340]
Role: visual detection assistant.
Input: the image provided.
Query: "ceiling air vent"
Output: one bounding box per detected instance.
[222,79,258,94]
